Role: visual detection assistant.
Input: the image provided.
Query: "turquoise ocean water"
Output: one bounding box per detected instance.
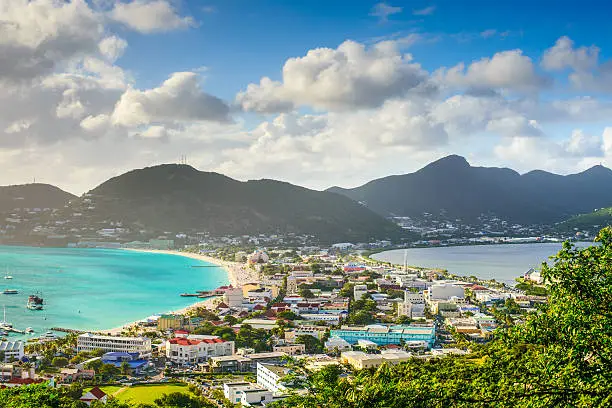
[0,246,228,340]
[372,242,595,285]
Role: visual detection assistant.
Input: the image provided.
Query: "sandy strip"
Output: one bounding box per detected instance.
[97,249,259,335]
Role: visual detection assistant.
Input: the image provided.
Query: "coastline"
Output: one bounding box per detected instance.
[98,249,259,335]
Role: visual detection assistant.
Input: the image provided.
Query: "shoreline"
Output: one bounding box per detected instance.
[97,249,259,335]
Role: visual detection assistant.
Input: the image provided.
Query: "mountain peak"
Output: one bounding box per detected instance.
[422,155,470,171]
[579,164,612,177]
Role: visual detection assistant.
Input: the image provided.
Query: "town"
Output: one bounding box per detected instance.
[0,244,547,407]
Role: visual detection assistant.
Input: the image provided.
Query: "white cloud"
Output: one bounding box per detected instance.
[370,2,403,22]
[110,0,195,33]
[237,39,427,112]
[98,36,128,62]
[541,36,599,71]
[413,6,436,16]
[438,50,548,91]
[112,72,230,126]
[0,0,104,82]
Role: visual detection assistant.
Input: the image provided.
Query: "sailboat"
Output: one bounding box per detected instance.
[0,305,13,329]
[4,266,12,280]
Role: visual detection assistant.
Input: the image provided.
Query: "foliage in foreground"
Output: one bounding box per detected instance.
[272,228,612,408]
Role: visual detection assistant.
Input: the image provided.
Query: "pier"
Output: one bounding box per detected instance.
[50,327,85,334]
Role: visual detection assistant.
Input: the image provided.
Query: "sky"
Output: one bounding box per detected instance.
[2,0,612,195]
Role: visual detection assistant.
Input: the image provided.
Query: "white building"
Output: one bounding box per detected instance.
[429,283,465,301]
[0,341,24,362]
[77,333,151,358]
[397,301,426,319]
[165,336,234,365]
[354,284,368,300]
[300,313,341,324]
[223,382,273,406]
[224,287,244,308]
[324,336,352,352]
[257,363,289,395]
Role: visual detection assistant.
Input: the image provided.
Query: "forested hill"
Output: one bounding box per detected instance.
[70,164,408,243]
[0,184,76,212]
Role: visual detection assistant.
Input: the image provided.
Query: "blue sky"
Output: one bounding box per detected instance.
[1,0,612,194]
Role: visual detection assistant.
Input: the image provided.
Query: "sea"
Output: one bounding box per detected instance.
[0,246,228,340]
[372,241,596,284]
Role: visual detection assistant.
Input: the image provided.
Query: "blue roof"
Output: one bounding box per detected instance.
[102,359,148,369]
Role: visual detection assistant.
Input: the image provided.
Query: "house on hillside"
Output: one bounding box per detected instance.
[80,386,107,406]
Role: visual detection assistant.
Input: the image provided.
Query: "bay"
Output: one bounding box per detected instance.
[0,246,228,340]
[372,242,596,284]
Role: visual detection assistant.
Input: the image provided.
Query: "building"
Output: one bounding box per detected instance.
[257,363,289,395]
[224,287,244,308]
[272,343,305,355]
[248,250,269,264]
[101,352,149,374]
[241,319,278,330]
[80,387,108,406]
[0,341,24,363]
[223,382,273,406]
[300,313,341,324]
[428,283,465,301]
[324,336,352,352]
[209,352,286,373]
[77,333,152,358]
[397,301,426,319]
[157,314,186,330]
[165,337,234,365]
[353,284,368,300]
[284,326,327,342]
[330,324,436,348]
[340,350,413,370]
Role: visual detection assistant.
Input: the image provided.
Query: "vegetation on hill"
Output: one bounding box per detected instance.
[272,228,612,407]
[72,164,409,243]
[0,183,75,212]
[556,206,612,233]
[328,155,612,224]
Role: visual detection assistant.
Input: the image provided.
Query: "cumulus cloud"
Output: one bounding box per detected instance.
[109,0,195,33]
[112,72,230,126]
[541,36,599,71]
[0,0,104,82]
[236,39,427,113]
[438,50,548,91]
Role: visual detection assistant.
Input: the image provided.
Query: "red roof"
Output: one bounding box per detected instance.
[169,337,226,346]
[271,303,289,308]
[88,386,107,399]
[169,338,201,346]
[253,304,266,310]
[175,330,189,334]
[217,302,230,309]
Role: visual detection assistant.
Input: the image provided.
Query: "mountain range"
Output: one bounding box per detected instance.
[328,155,612,224]
[3,156,612,244]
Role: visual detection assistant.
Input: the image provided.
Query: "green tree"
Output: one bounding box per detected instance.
[52,357,69,368]
[120,361,131,376]
[299,287,315,299]
[295,335,324,354]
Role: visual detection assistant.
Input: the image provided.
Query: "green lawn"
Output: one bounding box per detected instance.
[113,383,191,404]
[85,386,123,396]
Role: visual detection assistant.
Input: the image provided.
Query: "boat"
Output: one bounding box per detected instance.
[25,327,34,334]
[0,306,12,329]
[4,266,12,280]
[27,295,44,310]
[2,289,18,294]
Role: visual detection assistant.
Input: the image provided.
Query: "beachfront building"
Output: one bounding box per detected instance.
[330,324,436,348]
[165,337,234,365]
[157,314,187,330]
[0,341,24,363]
[224,287,244,308]
[77,333,152,358]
